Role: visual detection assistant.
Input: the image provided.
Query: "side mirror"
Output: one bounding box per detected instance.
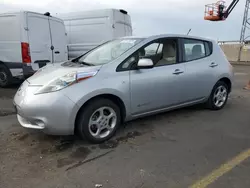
[137,58,154,69]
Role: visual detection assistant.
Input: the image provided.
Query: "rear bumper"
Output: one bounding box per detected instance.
[23,64,35,78]
[3,62,35,79]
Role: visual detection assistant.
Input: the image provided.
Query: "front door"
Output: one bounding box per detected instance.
[129,38,187,115]
[49,17,68,62]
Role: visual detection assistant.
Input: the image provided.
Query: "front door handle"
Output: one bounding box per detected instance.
[55,51,60,54]
[209,62,218,68]
[173,69,184,75]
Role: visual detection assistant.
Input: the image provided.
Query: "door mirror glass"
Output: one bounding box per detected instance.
[137,58,154,69]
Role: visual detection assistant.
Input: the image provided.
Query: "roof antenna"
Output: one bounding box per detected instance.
[187,28,192,35]
[44,12,51,17]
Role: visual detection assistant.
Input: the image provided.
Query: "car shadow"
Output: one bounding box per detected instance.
[18,103,205,148]
[7,103,206,170]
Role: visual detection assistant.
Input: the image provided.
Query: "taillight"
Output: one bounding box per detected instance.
[21,42,31,64]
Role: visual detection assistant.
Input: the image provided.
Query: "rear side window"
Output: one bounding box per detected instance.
[182,39,212,62]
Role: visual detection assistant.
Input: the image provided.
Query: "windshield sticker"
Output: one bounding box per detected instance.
[120,40,137,44]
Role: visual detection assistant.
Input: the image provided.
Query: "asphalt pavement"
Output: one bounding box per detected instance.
[0,65,250,188]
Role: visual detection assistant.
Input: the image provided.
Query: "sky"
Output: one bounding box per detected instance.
[0,0,247,41]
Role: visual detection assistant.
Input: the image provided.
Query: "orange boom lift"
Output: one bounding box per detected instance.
[204,0,239,21]
[204,0,250,89]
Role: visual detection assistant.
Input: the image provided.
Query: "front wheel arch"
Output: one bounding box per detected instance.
[74,94,126,133]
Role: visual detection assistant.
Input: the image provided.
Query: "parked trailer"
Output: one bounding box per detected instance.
[59,9,133,59]
[0,11,68,87]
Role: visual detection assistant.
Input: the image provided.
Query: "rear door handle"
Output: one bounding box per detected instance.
[173,69,184,75]
[55,51,60,54]
[209,62,218,68]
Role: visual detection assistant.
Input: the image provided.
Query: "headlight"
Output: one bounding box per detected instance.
[35,71,97,94]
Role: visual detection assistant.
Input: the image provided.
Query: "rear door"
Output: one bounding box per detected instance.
[49,17,68,62]
[27,12,52,71]
[124,14,132,36]
[113,10,129,38]
[180,38,216,101]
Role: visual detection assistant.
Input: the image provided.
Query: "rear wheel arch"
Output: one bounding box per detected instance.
[218,77,232,92]
[0,61,12,75]
[206,80,229,110]
[0,61,6,67]
[74,94,127,131]
[0,61,13,87]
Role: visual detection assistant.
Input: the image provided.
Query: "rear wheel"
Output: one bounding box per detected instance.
[76,98,121,143]
[206,81,229,110]
[0,64,12,87]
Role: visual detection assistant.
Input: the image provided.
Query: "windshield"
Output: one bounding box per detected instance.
[77,39,143,65]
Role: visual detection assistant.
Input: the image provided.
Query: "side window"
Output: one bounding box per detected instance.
[122,55,137,69]
[141,40,177,66]
[183,39,211,61]
[144,43,162,56]
[155,40,177,66]
[204,41,213,56]
[157,44,163,54]
[117,39,177,71]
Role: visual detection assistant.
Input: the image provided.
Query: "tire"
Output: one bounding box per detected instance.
[0,64,12,87]
[206,81,229,110]
[76,98,121,144]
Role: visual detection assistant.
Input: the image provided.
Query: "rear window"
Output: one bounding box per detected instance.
[0,15,20,41]
[182,38,213,62]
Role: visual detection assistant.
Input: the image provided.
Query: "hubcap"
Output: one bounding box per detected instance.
[88,107,117,139]
[213,85,227,107]
[0,71,7,83]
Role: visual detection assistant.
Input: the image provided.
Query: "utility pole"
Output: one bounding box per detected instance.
[238,0,250,61]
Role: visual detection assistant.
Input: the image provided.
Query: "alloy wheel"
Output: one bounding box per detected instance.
[213,85,227,108]
[88,106,117,139]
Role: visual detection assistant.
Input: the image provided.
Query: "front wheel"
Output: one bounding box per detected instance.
[206,81,229,110]
[76,98,121,144]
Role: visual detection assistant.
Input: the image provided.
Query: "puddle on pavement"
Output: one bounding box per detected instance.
[70,147,91,158]
[10,129,143,169]
[118,131,142,141]
[55,139,75,152]
[91,146,97,150]
[99,131,142,149]
[41,138,75,154]
[57,158,75,168]
[99,140,119,149]
[0,110,16,117]
[57,147,91,168]
[56,131,142,168]
[18,133,29,141]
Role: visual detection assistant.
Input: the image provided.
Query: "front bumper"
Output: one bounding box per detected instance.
[13,81,80,135]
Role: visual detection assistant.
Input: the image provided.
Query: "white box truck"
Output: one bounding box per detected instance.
[59,9,133,59]
[0,11,68,87]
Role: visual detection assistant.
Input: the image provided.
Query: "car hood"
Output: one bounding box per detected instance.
[27,62,102,85]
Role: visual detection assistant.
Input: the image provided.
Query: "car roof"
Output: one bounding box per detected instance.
[121,34,215,43]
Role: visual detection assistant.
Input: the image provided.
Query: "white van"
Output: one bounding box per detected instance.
[0,11,68,87]
[59,9,133,59]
